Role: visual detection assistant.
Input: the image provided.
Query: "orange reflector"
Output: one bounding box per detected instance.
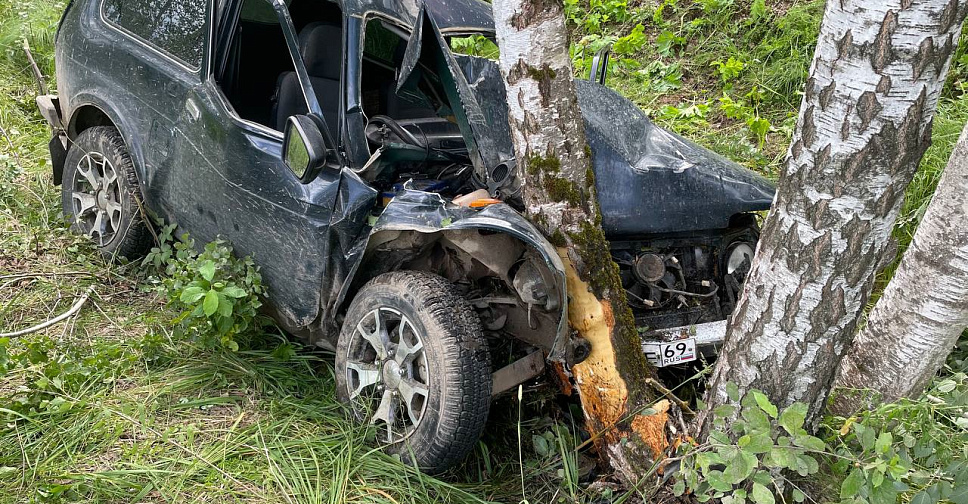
[469,198,502,208]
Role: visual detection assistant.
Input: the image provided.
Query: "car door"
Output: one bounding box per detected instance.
[165,0,374,332]
[98,0,209,204]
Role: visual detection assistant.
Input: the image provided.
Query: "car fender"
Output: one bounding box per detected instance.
[333,189,572,363]
[65,92,149,186]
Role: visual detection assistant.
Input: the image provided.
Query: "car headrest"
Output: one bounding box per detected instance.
[298,22,342,81]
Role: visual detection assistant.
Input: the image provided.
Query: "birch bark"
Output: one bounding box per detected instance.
[491,0,662,481]
[701,0,968,431]
[834,123,968,409]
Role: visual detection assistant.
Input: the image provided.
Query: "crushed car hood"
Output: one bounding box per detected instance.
[402,9,776,236]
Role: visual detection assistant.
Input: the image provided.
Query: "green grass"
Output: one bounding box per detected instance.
[1,0,967,502]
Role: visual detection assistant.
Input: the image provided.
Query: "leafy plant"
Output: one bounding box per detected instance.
[826,373,968,504]
[144,229,267,351]
[676,387,821,504]
[713,57,745,84]
[450,34,499,60]
[612,24,647,55]
[747,116,771,148]
[656,29,686,57]
[638,60,683,93]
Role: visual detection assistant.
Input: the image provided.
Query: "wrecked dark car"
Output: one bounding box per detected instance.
[38,0,774,472]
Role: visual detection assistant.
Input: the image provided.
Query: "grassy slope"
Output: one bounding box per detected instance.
[0,0,965,503]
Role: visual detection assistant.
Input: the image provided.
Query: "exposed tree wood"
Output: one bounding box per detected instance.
[700,0,968,432]
[491,0,660,481]
[834,122,968,410]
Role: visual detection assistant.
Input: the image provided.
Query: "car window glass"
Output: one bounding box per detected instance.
[240,0,291,23]
[102,0,208,69]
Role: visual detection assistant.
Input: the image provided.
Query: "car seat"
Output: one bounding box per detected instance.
[271,22,342,132]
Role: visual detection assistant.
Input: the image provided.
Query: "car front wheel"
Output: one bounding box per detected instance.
[60,126,152,260]
[335,271,491,473]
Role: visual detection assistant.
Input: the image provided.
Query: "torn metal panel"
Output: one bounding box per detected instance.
[576,82,775,236]
[399,13,775,235]
[328,188,572,362]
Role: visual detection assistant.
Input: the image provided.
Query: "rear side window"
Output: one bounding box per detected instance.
[102,0,208,70]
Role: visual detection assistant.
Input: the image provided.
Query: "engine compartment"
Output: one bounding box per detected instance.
[612,220,758,331]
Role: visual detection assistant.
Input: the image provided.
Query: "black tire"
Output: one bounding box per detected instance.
[336,271,491,474]
[61,126,152,260]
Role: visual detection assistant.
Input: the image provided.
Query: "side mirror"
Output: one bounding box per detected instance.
[283,115,329,183]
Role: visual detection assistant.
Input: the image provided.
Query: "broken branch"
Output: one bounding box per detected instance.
[22,38,48,96]
[0,286,95,338]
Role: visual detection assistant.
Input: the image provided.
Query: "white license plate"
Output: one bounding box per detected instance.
[643,338,697,367]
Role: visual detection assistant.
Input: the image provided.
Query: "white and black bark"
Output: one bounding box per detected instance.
[834,122,968,408]
[492,0,662,481]
[703,0,968,431]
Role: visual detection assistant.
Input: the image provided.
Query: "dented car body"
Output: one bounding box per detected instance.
[42,0,774,471]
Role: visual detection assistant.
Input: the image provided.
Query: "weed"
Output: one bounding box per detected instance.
[145,228,267,352]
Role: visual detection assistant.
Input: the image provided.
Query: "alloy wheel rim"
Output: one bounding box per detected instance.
[345,307,430,444]
[71,151,122,247]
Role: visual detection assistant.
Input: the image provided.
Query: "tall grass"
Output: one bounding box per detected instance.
[1,0,967,502]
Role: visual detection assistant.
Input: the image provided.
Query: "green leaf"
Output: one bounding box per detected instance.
[672,478,686,496]
[741,405,772,432]
[855,423,876,451]
[841,468,865,499]
[751,482,774,504]
[532,434,551,457]
[714,404,737,420]
[949,483,968,504]
[793,434,826,452]
[724,450,758,484]
[910,490,939,504]
[795,454,819,476]
[179,286,206,303]
[750,390,777,418]
[726,382,740,402]
[203,290,219,316]
[875,432,893,454]
[871,469,884,488]
[792,489,805,503]
[217,294,233,317]
[222,285,247,298]
[706,470,733,493]
[765,447,794,469]
[778,403,807,435]
[937,379,957,393]
[709,429,732,445]
[739,433,774,454]
[199,260,216,282]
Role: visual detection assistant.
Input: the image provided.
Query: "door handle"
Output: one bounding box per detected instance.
[186,99,200,122]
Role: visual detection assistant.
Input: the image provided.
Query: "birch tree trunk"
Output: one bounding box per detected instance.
[834,122,968,409]
[491,0,662,481]
[701,0,968,432]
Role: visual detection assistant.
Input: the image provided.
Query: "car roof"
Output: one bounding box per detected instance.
[344,0,495,34]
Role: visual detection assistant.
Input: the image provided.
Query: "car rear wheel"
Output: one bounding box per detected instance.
[335,271,491,474]
[61,126,152,260]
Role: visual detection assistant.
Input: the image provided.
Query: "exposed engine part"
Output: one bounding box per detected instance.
[726,242,755,275]
[722,240,755,313]
[634,253,666,283]
[512,257,559,311]
[612,226,758,330]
